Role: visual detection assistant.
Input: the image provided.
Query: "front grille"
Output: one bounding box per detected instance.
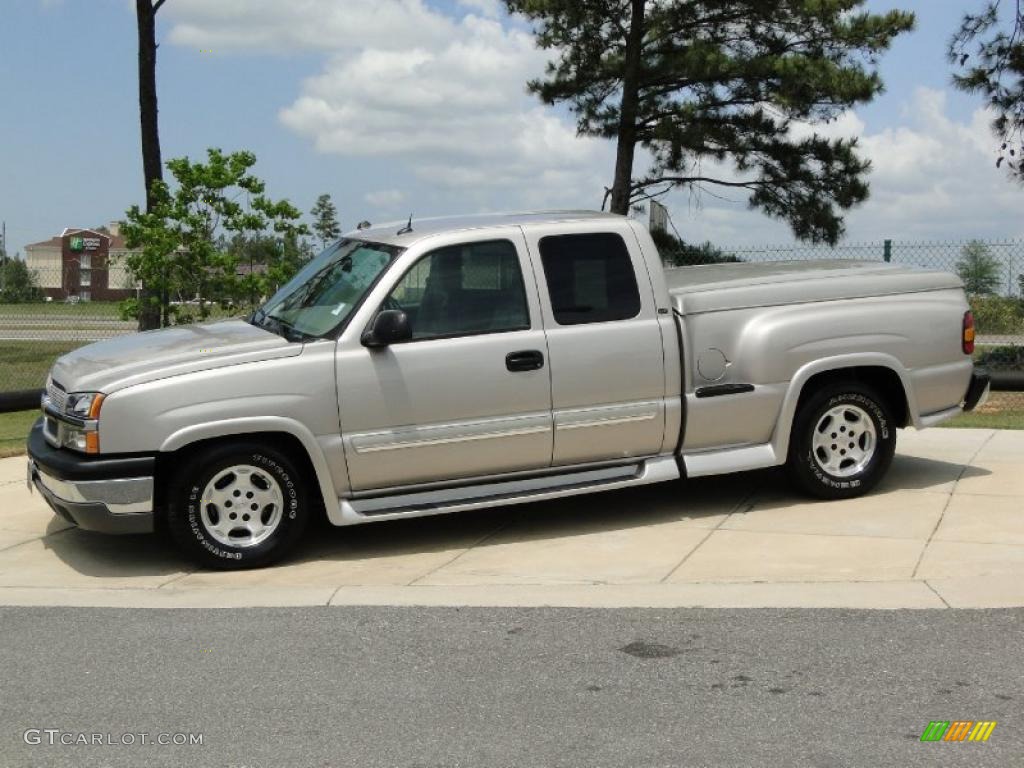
[47,380,66,412]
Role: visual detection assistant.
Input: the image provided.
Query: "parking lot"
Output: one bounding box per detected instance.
[1,427,1022,610]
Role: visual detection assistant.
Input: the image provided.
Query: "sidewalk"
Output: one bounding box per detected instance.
[1,427,1022,609]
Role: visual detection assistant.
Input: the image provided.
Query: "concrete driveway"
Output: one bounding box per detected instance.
[1,427,1022,609]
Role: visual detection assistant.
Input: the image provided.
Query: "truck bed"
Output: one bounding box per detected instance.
[665,260,964,315]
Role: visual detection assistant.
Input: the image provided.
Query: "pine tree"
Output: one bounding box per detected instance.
[311,194,341,249]
[950,1,1024,180]
[507,0,914,244]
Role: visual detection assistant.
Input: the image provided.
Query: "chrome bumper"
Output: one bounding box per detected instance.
[27,459,155,534]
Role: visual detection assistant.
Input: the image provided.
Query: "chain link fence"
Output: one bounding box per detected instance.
[2,240,1023,423]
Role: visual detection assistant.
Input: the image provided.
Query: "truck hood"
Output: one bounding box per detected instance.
[665,260,964,315]
[49,320,302,394]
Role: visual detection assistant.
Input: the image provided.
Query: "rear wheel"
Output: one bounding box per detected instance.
[166,442,310,569]
[786,383,896,499]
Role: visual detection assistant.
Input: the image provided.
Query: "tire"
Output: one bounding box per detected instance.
[165,442,310,569]
[786,383,897,500]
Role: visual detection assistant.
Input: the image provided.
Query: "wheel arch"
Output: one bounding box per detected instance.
[771,355,914,461]
[155,418,338,521]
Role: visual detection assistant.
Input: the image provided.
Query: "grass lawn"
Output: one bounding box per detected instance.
[0,301,124,318]
[946,392,1024,429]
[0,410,38,458]
[0,341,83,391]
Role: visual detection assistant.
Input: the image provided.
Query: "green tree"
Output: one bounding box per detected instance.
[649,228,739,266]
[0,259,43,303]
[507,0,914,244]
[956,240,1003,295]
[121,148,307,327]
[0,259,42,303]
[226,230,315,310]
[950,1,1024,180]
[310,193,341,249]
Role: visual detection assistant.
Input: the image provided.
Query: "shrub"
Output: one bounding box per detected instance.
[969,295,1024,335]
[956,240,1002,296]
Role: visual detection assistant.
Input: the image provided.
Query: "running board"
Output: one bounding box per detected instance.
[683,443,780,478]
[331,456,680,526]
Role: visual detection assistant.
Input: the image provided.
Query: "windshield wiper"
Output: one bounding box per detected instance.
[250,310,315,343]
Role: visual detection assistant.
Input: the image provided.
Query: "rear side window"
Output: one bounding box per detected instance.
[539,233,642,325]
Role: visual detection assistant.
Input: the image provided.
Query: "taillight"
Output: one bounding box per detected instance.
[962,310,975,355]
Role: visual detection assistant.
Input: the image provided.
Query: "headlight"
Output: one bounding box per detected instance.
[62,425,100,454]
[65,392,105,420]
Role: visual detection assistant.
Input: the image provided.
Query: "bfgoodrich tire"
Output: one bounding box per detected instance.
[786,383,897,500]
[166,442,310,570]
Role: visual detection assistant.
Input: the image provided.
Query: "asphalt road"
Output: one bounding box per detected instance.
[0,607,1021,768]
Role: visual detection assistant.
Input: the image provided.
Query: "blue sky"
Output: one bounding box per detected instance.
[1,0,1021,259]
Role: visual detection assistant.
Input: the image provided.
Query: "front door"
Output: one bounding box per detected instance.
[337,232,553,491]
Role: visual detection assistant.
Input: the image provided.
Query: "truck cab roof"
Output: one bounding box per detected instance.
[346,210,624,248]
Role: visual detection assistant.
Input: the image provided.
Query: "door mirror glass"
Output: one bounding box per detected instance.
[362,309,412,347]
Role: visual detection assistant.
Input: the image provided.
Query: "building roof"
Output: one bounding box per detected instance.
[24,236,63,250]
[25,227,129,250]
[345,210,623,247]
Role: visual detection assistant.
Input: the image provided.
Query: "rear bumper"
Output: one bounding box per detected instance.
[964,369,991,413]
[26,419,155,534]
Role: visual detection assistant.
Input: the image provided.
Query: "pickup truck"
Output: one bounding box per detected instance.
[27,211,990,569]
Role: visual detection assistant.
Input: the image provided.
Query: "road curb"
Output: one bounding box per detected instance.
[1,579,1020,609]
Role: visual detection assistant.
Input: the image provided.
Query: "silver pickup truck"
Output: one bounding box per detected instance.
[27,211,989,568]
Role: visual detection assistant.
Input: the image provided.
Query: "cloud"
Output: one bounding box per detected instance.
[458,0,503,18]
[165,0,454,53]
[364,189,406,207]
[167,0,611,210]
[280,13,609,203]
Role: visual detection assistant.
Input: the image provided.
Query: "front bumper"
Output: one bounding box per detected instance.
[964,369,991,413]
[26,419,155,534]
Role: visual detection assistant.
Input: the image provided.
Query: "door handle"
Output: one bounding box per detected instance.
[506,350,544,372]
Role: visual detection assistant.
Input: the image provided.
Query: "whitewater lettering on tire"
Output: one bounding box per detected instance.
[805,450,862,489]
[252,454,299,519]
[185,484,241,560]
[826,393,889,440]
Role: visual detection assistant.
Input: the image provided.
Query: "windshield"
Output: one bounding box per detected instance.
[252,239,402,340]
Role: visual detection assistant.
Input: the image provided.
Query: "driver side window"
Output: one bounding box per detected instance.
[386,240,530,340]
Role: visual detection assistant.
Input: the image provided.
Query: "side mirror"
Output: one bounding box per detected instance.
[362,309,412,347]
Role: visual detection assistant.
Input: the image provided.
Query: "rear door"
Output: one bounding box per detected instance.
[522,222,668,465]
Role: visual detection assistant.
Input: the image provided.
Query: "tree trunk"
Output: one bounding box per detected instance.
[136,0,164,330]
[608,0,646,215]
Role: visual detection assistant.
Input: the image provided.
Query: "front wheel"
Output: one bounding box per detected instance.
[166,442,311,569]
[786,384,896,500]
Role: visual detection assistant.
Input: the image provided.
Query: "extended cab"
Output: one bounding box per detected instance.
[26,212,990,568]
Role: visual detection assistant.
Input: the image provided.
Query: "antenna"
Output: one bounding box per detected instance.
[396,214,414,236]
